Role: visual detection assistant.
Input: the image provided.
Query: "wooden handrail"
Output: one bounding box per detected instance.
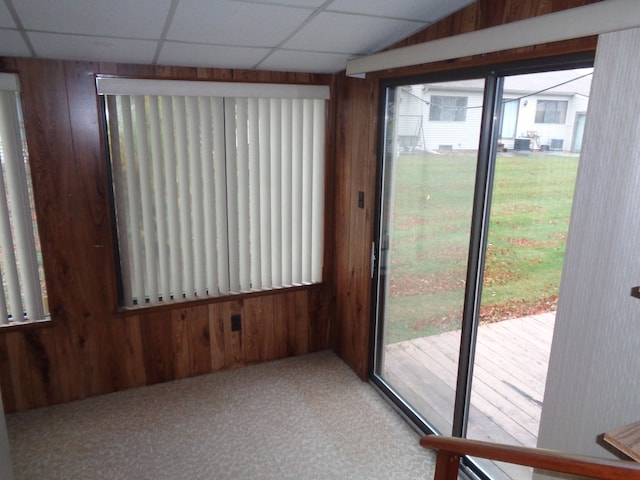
[420,435,640,480]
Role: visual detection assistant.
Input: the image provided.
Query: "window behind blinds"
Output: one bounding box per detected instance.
[0,73,48,325]
[99,78,328,307]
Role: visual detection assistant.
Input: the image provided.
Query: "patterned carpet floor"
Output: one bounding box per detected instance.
[6,350,435,479]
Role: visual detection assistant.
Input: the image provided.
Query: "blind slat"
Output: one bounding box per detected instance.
[302,99,314,282]
[0,256,7,324]
[148,97,171,301]
[187,96,206,297]
[107,97,133,306]
[0,189,21,321]
[235,98,251,291]
[291,99,303,285]
[133,95,158,304]
[270,99,282,287]
[311,100,326,282]
[280,99,293,286]
[213,98,230,294]
[248,98,261,290]
[160,96,183,299]
[200,97,220,297]
[0,157,22,322]
[174,97,194,300]
[258,98,272,288]
[225,99,240,293]
[119,96,146,304]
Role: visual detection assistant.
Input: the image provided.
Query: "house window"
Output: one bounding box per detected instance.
[0,73,49,326]
[429,95,467,122]
[535,100,568,124]
[98,78,328,308]
[499,99,519,139]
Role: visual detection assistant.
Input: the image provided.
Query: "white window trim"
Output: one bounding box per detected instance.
[96,77,330,100]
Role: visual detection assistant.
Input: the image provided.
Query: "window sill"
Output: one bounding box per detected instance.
[114,282,323,318]
[0,316,54,334]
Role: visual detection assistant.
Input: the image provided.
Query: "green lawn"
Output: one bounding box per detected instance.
[384,152,578,344]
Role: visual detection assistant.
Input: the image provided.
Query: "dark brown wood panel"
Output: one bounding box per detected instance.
[208,303,226,371]
[309,283,331,352]
[0,337,16,412]
[243,296,270,364]
[0,58,333,412]
[331,73,354,364]
[275,290,297,356]
[372,0,601,79]
[99,315,146,392]
[294,290,310,356]
[140,310,176,385]
[223,300,244,369]
[331,74,378,379]
[186,306,214,377]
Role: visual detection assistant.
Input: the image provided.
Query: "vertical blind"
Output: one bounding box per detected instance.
[99,78,328,307]
[0,73,47,324]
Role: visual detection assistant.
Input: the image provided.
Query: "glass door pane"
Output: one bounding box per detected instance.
[375,78,484,436]
[373,60,593,480]
[467,68,592,480]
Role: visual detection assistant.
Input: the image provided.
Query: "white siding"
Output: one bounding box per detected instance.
[507,94,589,151]
[398,87,483,151]
[423,90,483,151]
[395,80,590,153]
[396,85,426,151]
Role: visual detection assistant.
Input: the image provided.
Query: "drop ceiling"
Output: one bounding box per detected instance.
[0,0,475,74]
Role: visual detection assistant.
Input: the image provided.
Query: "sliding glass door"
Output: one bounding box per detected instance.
[371,57,593,480]
[374,77,485,437]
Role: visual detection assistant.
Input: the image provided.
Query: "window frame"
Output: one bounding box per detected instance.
[429,95,468,122]
[0,73,50,328]
[370,51,595,480]
[98,77,330,310]
[498,98,519,139]
[534,99,568,124]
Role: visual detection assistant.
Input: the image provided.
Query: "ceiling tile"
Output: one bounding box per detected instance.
[0,29,31,57]
[283,12,423,55]
[158,42,270,69]
[0,2,16,28]
[0,0,478,73]
[168,0,313,47]
[259,49,352,73]
[328,0,474,22]
[243,0,326,7]
[14,0,172,38]
[29,33,158,64]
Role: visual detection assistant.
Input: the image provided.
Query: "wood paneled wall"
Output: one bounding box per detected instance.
[0,0,606,411]
[331,0,600,379]
[0,58,333,412]
[330,74,379,379]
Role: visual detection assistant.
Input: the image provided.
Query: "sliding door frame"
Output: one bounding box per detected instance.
[369,52,595,480]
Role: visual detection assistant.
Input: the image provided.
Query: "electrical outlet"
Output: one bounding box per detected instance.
[231,314,242,332]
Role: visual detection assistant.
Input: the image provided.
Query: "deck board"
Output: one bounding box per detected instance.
[382,312,555,480]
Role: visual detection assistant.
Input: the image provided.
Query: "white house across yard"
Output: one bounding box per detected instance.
[396,68,592,154]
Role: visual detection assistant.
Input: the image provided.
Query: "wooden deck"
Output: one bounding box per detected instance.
[382,312,555,480]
